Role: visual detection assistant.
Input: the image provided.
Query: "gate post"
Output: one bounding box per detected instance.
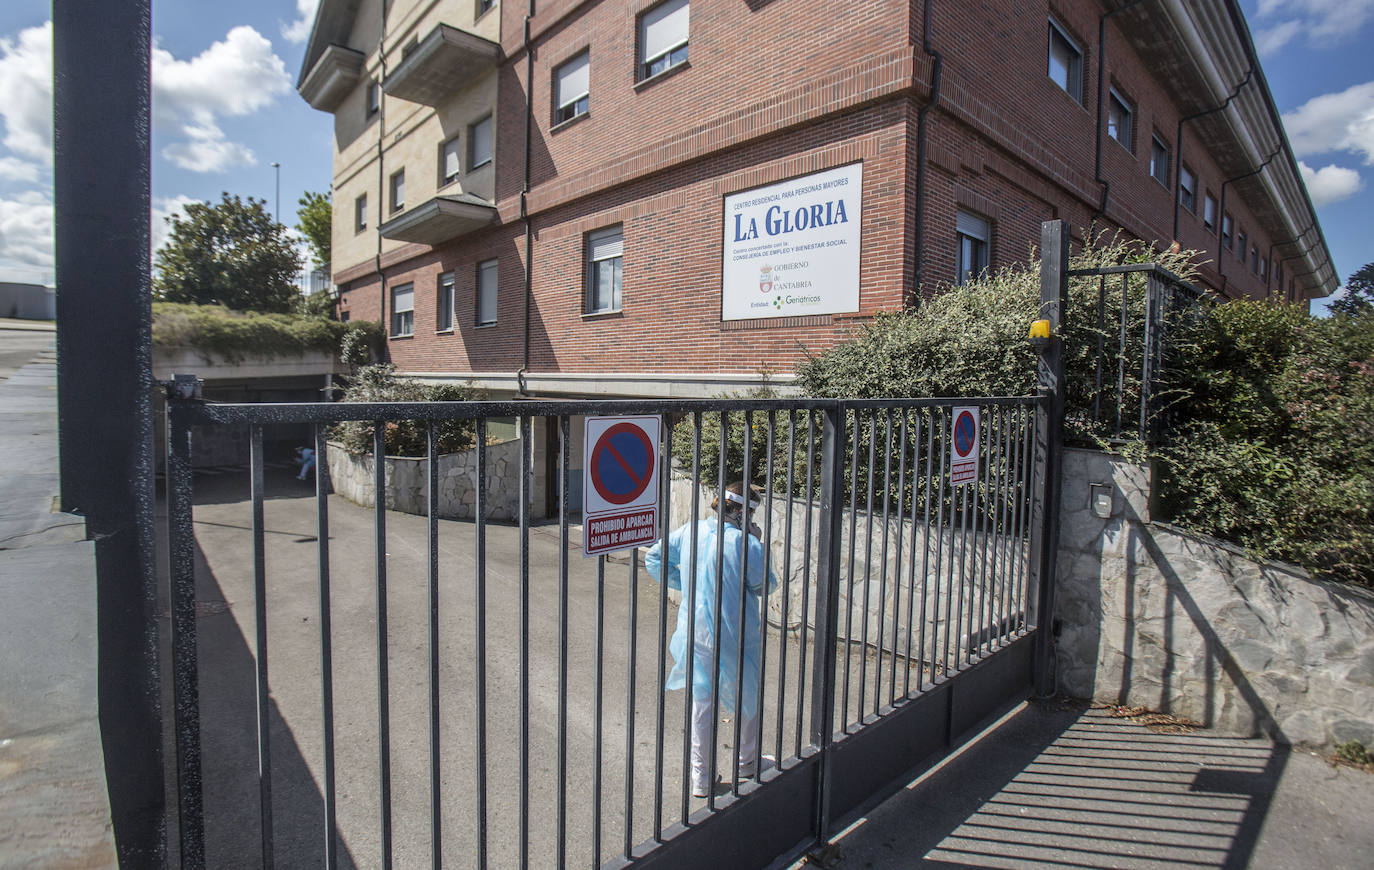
[810,401,846,844]
[1029,220,1068,697]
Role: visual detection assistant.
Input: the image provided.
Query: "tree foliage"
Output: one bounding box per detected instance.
[154,193,303,313]
[332,365,483,457]
[296,190,332,270]
[1330,262,1374,316]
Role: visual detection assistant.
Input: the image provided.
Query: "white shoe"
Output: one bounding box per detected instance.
[692,779,713,798]
[737,755,776,779]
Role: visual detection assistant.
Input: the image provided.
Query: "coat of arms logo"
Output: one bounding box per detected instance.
[759,264,773,294]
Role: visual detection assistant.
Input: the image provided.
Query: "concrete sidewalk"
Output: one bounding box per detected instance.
[800,698,1374,870]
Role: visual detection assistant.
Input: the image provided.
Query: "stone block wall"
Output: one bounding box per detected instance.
[1054,447,1374,750]
[326,437,528,520]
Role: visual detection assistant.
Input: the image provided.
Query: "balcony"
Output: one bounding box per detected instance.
[382,24,500,106]
[298,44,366,113]
[378,193,497,246]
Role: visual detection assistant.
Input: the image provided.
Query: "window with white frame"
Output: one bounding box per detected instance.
[477,259,499,325]
[1150,136,1169,186]
[391,283,414,337]
[1179,164,1196,213]
[469,115,493,168]
[585,226,623,313]
[389,169,405,213]
[1203,192,1217,232]
[956,211,990,285]
[1222,213,1233,249]
[440,136,461,186]
[355,193,368,232]
[437,271,455,331]
[555,51,590,124]
[1047,20,1082,102]
[639,0,689,80]
[1107,89,1132,148]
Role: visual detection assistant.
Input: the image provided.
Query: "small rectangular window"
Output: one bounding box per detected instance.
[1237,229,1247,261]
[1150,136,1169,186]
[469,115,493,168]
[437,272,455,332]
[555,51,590,124]
[1179,165,1196,213]
[440,136,461,186]
[955,211,990,285]
[1047,20,1082,102]
[1203,193,1217,232]
[355,193,368,231]
[477,259,498,325]
[1251,246,1259,273]
[366,81,380,117]
[586,226,623,313]
[639,0,689,80]
[477,0,495,16]
[391,283,414,337]
[389,169,405,213]
[1222,213,1233,249]
[1107,89,1132,148]
[1260,256,1267,279]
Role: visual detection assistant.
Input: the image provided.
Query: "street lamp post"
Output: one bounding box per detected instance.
[271,161,281,224]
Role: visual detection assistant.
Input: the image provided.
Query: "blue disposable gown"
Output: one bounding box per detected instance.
[645,518,778,719]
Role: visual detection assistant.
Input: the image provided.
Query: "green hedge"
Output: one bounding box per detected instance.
[151,302,383,364]
[331,365,482,457]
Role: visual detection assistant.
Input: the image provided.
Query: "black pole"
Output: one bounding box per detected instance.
[53,0,165,864]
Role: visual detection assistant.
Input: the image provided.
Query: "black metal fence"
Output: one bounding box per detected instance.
[164,392,1048,869]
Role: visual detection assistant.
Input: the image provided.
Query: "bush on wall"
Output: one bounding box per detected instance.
[332,364,482,458]
[152,302,383,364]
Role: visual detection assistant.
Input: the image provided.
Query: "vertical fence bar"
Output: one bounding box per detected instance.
[518,415,532,867]
[1015,407,1033,632]
[166,403,202,867]
[889,409,906,708]
[994,407,1012,650]
[975,408,994,660]
[811,401,846,844]
[1140,274,1156,440]
[842,412,859,731]
[936,407,952,680]
[557,415,569,868]
[907,410,928,697]
[1115,273,1129,440]
[794,412,817,760]
[874,410,893,717]
[624,549,639,857]
[775,410,796,761]
[680,413,701,821]
[593,555,605,865]
[426,423,441,870]
[474,418,489,869]
[249,426,274,868]
[753,411,774,781]
[707,414,729,810]
[372,421,393,870]
[731,410,754,794]
[1094,276,1107,425]
[654,416,670,840]
[1033,220,1069,695]
[313,423,339,870]
[858,411,877,721]
[953,435,971,671]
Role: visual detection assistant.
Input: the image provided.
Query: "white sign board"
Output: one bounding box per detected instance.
[949,407,980,486]
[583,416,661,557]
[721,163,863,321]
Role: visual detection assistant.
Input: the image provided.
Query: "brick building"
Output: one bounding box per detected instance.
[297,0,1336,402]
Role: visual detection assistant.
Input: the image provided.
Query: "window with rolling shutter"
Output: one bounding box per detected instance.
[555,52,590,124]
[585,226,623,313]
[639,0,688,80]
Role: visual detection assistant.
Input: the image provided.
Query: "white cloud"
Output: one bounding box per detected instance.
[0,156,40,183]
[151,195,202,256]
[1256,20,1303,56]
[1255,0,1374,49]
[0,22,53,166]
[0,190,54,280]
[152,26,290,174]
[161,121,256,173]
[282,0,321,44]
[1282,81,1374,164]
[1298,160,1363,206]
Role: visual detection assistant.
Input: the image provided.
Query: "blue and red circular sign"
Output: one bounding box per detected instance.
[589,422,656,505]
[953,410,978,457]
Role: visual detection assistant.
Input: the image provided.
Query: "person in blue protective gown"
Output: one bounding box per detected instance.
[645,480,778,797]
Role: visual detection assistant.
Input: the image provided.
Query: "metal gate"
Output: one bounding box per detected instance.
[164,389,1055,869]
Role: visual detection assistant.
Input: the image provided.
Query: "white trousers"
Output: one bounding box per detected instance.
[690,695,759,792]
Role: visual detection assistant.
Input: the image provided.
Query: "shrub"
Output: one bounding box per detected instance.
[332,364,482,458]
[152,302,383,364]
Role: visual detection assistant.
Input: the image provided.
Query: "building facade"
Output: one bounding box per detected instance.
[297,0,1337,402]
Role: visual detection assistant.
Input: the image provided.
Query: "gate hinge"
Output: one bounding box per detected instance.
[163,373,204,401]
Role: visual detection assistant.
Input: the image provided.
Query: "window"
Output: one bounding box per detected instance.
[955,211,990,285]
[639,0,689,80]
[1047,20,1082,102]
[1260,256,1267,280]
[585,226,623,313]
[366,81,380,117]
[389,169,405,213]
[440,136,461,186]
[1203,193,1217,232]
[1222,213,1233,249]
[555,51,590,124]
[1179,165,1196,213]
[355,193,368,232]
[1150,136,1169,186]
[469,115,493,169]
[1107,89,1132,148]
[477,0,495,16]
[477,259,498,325]
[1251,246,1259,273]
[340,310,351,323]
[437,272,455,331]
[1237,229,1247,261]
[391,283,414,337]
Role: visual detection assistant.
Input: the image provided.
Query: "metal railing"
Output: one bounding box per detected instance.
[165,392,1048,869]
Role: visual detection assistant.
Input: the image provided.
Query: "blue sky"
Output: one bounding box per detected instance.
[0,1,1369,311]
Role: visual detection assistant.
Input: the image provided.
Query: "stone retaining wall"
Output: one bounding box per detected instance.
[1054,448,1374,750]
[326,438,527,520]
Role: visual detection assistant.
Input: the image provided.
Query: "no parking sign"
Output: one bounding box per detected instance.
[949,407,980,486]
[583,416,661,557]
